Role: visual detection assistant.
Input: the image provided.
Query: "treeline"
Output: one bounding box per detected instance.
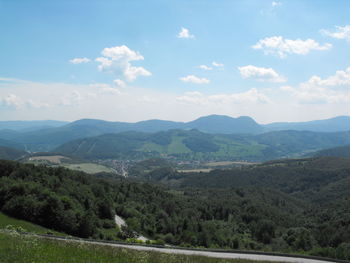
[0,159,350,260]
[129,157,350,259]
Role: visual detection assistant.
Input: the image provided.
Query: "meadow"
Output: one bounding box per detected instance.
[0,232,281,263]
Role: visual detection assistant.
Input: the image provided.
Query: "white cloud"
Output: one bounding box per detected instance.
[124,66,151,82]
[272,1,282,7]
[2,77,350,124]
[280,67,350,104]
[280,85,350,104]
[177,27,195,39]
[252,36,332,58]
[180,75,210,84]
[113,79,126,88]
[238,65,287,83]
[177,88,270,105]
[212,61,224,67]
[1,94,49,109]
[95,45,151,82]
[69,57,90,64]
[198,65,213,71]
[89,82,124,95]
[321,25,350,42]
[95,57,113,71]
[100,87,122,95]
[303,67,350,87]
[1,94,24,109]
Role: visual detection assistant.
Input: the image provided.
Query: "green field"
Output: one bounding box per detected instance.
[26,155,117,174]
[0,232,281,263]
[61,163,117,174]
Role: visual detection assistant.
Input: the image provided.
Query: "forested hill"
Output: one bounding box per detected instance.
[314,144,350,158]
[0,146,27,160]
[1,158,350,260]
[0,115,262,152]
[55,129,350,161]
[169,157,350,203]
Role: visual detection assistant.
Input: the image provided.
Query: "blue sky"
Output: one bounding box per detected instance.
[1,0,350,123]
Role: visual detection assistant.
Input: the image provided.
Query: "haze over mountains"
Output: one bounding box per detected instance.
[1,115,350,157]
[2,114,350,134]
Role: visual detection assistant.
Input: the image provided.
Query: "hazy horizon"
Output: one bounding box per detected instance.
[1,113,350,126]
[1,1,350,123]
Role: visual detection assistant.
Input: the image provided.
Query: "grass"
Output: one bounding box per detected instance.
[0,212,64,236]
[61,163,117,174]
[0,232,282,263]
[26,155,117,174]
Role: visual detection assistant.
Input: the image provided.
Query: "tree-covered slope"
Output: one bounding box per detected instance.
[0,146,27,160]
[314,144,350,158]
[0,115,263,152]
[264,116,350,132]
[54,129,350,161]
[1,158,350,259]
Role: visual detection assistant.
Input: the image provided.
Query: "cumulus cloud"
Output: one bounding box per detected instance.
[280,67,350,104]
[238,65,287,83]
[198,65,213,71]
[177,88,270,105]
[303,67,350,88]
[177,27,195,39]
[212,61,224,68]
[1,94,24,109]
[69,57,90,64]
[321,25,350,42]
[95,45,151,82]
[1,94,49,109]
[252,36,332,58]
[180,75,210,84]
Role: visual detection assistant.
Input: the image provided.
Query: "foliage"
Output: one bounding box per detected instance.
[1,158,350,260]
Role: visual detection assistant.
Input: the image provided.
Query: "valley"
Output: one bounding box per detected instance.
[1,115,350,262]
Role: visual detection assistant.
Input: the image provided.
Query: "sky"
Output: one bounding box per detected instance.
[1,0,350,123]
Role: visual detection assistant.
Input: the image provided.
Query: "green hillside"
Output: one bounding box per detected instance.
[0,146,27,160]
[1,158,350,260]
[0,115,262,152]
[55,129,350,161]
[314,144,350,158]
[0,212,63,235]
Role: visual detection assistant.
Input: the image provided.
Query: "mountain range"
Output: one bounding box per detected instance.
[54,129,350,161]
[1,115,350,153]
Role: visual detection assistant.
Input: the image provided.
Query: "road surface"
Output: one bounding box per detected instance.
[40,235,341,263]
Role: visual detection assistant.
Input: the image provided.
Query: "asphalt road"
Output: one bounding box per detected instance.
[41,235,340,263]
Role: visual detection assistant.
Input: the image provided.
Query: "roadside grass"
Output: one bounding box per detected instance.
[0,232,282,263]
[0,212,65,236]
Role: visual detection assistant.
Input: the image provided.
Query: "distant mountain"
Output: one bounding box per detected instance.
[0,115,262,151]
[314,144,350,158]
[55,129,350,161]
[265,116,350,132]
[68,115,262,134]
[0,120,68,132]
[0,146,27,160]
[186,115,263,134]
[3,115,350,152]
[0,138,25,150]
